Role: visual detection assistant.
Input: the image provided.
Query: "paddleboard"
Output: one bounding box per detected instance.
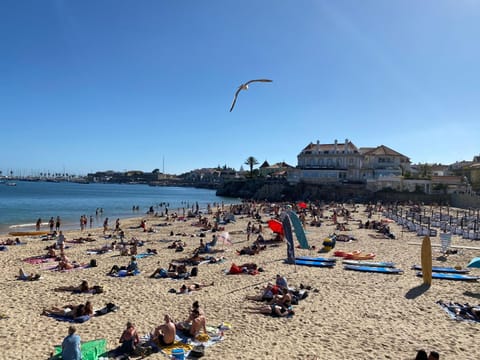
[411,265,470,274]
[296,256,336,262]
[421,236,432,285]
[295,259,336,267]
[416,272,479,281]
[344,264,403,274]
[8,231,49,237]
[343,260,395,268]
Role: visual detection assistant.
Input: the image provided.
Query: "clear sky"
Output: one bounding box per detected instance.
[1,0,479,176]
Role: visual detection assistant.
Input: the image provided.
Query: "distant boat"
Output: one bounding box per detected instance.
[6,182,16,186]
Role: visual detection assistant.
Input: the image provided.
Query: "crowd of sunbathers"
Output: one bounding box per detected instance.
[245,274,298,317]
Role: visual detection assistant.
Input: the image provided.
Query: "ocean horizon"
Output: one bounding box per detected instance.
[0,181,241,235]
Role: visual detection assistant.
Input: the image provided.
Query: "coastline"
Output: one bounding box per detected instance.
[0,203,479,359]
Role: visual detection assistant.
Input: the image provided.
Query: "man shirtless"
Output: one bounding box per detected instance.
[189,309,207,337]
[152,314,176,346]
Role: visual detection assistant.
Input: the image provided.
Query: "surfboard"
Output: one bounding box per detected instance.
[344,264,403,274]
[411,265,470,274]
[421,236,432,285]
[416,272,479,281]
[287,210,309,249]
[296,256,336,262]
[343,260,395,268]
[295,259,336,267]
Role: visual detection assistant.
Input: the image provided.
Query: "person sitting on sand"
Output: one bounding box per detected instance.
[247,303,294,317]
[18,268,41,281]
[118,321,140,355]
[245,283,277,302]
[268,287,292,308]
[46,247,57,258]
[151,314,176,347]
[177,309,207,337]
[177,282,214,294]
[167,263,189,278]
[109,256,139,276]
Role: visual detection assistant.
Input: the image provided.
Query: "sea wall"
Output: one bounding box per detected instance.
[217,179,480,209]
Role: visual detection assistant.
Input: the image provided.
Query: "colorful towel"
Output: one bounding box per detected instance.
[53,338,107,360]
[42,263,90,272]
[437,300,480,323]
[47,314,91,323]
[23,256,56,265]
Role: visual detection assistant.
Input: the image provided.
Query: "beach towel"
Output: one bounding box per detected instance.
[108,269,141,277]
[436,300,480,323]
[42,263,90,272]
[53,338,107,360]
[135,252,155,259]
[23,256,56,265]
[47,314,91,323]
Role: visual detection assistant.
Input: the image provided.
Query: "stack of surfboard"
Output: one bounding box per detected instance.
[342,260,403,274]
[413,264,479,281]
[294,256,336,268]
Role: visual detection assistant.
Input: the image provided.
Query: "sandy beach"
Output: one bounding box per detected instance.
[0,202,479,360]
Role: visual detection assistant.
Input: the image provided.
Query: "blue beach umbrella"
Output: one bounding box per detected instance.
[467,257,480,268]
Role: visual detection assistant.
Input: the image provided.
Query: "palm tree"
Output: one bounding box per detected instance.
[244,156,259,177]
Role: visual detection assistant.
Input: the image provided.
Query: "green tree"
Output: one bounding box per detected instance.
[244,156,259,177]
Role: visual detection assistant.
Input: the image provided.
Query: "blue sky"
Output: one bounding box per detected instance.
[1,0,479,176]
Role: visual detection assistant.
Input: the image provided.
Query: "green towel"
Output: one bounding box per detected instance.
[54,338,107,360]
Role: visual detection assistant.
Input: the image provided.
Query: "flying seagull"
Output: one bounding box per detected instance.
[229,79,273,112]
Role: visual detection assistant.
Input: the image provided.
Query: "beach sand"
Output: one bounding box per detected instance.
[0,203,479,359]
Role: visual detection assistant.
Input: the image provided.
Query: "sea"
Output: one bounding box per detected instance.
[0,181,241,235]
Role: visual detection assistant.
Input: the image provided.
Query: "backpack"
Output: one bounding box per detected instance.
[191,266,198,277]
[89,259,98,267]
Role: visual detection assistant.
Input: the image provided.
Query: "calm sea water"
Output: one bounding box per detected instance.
[0,181,240,234]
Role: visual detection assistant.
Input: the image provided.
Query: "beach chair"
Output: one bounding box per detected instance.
[440,233,452,255]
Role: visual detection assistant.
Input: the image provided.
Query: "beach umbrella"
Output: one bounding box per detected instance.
[467,257,480,268]
[268,219,284,235]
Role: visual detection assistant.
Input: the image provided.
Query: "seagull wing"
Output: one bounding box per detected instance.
[245,79,273,85]
[229,86,243,112]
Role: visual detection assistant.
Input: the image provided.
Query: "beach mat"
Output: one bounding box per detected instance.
[53,338,107,360]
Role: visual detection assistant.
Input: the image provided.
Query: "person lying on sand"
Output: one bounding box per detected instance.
[109,256,139,276]
[55,280,104,294]
[18,268,41,281]
[1,238,21,245]
[177,282,214,294]
[42,300,93,319]
[56,253,78,271]
[247,304,294,317]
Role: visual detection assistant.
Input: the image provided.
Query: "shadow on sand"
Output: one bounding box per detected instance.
[405,283,431,299]
[463,291,480,300]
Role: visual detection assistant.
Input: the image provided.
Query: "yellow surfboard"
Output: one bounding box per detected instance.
[421,236,432,285]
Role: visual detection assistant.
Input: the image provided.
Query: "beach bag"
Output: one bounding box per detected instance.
[189,344,205,358]
[191,266,198,277]
[89,259,98,267]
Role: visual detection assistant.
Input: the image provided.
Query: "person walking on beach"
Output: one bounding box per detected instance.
[55,216,61,232]
[36,218,42,231]
[103,218,109,235]
[61,326,81,360]
[49,217,55,233]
